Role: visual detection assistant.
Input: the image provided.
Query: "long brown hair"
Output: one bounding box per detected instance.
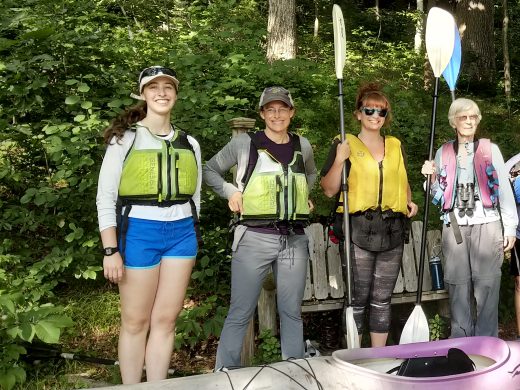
[354,83,393,128]
[102,102,147,144]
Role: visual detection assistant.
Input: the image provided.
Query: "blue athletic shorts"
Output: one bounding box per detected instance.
[121,217,197,269]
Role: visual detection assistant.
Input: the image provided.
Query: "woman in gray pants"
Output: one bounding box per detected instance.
[422,98,517,337]
[203,86,317,369]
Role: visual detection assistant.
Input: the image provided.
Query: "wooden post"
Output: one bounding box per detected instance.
[227,117,257,366]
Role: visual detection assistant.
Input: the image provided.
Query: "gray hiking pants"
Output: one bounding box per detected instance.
[442,221,503,337]
[215,228,309,369]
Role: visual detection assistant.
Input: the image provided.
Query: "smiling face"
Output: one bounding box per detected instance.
[452,110,479,141]
[141,76,177,116]
[356,97,388,133]
[260,101,295,136]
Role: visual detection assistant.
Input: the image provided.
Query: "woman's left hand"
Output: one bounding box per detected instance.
[504,236,516,251]
[407,201,418,218]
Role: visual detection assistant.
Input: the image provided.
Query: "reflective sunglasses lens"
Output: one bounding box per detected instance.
[362,107,387,118]
[140,67,177,82]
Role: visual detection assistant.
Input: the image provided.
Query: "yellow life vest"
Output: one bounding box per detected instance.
[336,134,408,214]
[118,127,198,205]
[241,132,310,221]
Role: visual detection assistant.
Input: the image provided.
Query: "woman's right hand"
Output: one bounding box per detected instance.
[103,253,124,284]
[421,160,436,176]
[228,191,244,214]
[335,141,351,164]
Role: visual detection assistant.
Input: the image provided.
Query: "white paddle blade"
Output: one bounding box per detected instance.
[425,7,455,77]
[345,306,360,349]
[333,4,346,80]
[399,305,430,344]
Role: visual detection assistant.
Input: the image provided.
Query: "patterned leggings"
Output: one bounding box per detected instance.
[350,243,403,333]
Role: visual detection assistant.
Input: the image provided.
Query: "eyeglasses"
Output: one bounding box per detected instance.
[263,107,291,116]
[139,66,177,83]
[361,107,388,118]
[456,115,479,122]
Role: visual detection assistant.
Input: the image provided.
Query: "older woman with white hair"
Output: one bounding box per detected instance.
[422,97,518,338]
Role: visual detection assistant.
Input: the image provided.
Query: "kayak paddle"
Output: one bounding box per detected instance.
[400,7,455,345]
[333,4,359,349]
[442,23,462,101]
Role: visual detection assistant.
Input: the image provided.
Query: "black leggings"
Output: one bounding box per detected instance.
[350,243,403,333]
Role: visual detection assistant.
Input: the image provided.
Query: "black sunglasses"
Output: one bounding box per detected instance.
[361,107,388,118]
[139,67,177,83]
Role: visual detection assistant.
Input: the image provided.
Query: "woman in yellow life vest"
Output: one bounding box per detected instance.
[321,83,418,347]
[96,66,201,383]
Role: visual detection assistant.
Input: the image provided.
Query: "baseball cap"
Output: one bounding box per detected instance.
[139,66,179,93]
[259,86,294,109]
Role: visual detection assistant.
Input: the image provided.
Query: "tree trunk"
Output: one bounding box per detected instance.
[414,0,424,53]
[502,0,511,112]
[455,0,495,92]
[314,0,319,38]
[266,0,297,62]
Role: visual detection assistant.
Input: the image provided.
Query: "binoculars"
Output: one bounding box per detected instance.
[455,183,476,217]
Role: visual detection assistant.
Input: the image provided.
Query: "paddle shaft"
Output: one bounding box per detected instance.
[417,77,440,304]
[338,79,353,305]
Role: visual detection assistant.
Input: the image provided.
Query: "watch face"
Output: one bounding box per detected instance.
[104,247,118,256]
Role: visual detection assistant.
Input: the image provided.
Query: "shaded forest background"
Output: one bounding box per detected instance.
[1,0,520,388]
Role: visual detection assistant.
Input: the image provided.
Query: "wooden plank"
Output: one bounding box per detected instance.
[393,262,404,294]
[258,286,277,334]
[306,223,329,299]
[401,231,418,292]
[326,241,344,299]
[302,232,313,300]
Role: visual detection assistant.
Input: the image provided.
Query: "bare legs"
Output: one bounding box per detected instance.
[118,259,195,384]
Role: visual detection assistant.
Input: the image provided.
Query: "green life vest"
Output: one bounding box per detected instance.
[118,126,198,206]
[240,132,310,221]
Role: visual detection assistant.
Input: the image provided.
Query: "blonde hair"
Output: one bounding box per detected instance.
[448,98,481,127]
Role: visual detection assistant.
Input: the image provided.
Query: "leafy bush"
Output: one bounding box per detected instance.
[253,329,281,365]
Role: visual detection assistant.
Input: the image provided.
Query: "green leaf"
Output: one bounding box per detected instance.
[19,323,35,342]
[65,95,80,105]
[74,114,86,122]
[0,295,16,313]
[65,79,79,85]
[77,83,90,93]
[35,320,61,343]
[107,99,123,108]
[81,101,93,109]
[0,371,16,390]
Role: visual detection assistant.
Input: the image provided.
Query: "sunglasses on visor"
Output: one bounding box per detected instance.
[361,107,388,118]
[139,67,177,83]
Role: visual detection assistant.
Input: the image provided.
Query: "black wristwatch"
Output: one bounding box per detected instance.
[103,247,119,256]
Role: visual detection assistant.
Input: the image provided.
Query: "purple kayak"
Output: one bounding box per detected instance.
[332,336,520,389]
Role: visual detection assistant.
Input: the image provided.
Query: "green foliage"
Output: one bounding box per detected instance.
[175,295,227,349]
[428,314,447,341]
[0,255,73,389]
[253,329,281,365]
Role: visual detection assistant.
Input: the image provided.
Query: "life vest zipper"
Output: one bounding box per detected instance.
[165,140,172,201]
[283,164,289,220]
[378,161,383,207]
